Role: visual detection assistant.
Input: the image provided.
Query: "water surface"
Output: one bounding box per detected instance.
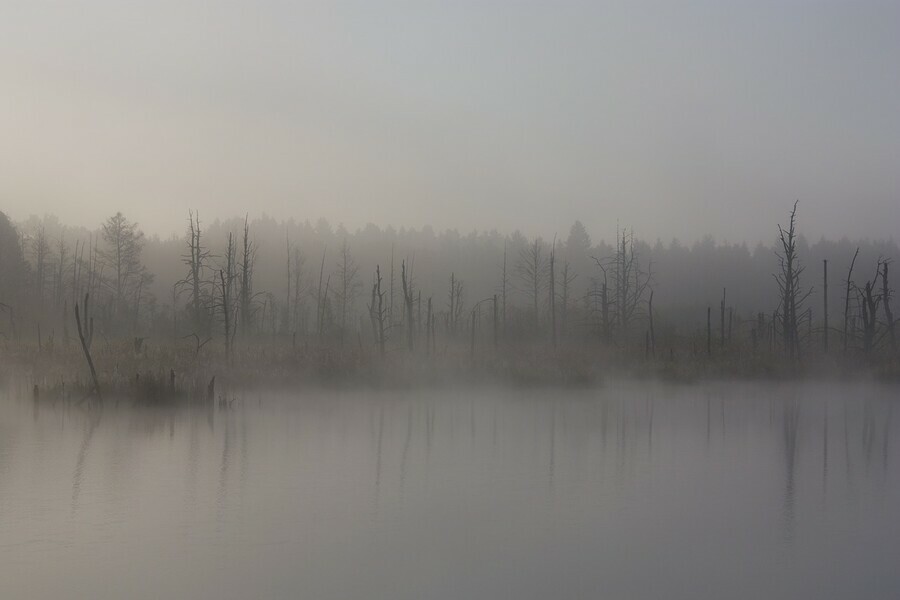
[1,381,897,599]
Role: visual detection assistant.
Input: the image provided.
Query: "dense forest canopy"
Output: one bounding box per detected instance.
[1,208,896,354]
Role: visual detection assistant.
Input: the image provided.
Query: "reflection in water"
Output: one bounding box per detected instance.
[823,404,828,497]
[216,411,232,521]
[781,394,800,541]
[71,407,101,515]
[0,381,898,600]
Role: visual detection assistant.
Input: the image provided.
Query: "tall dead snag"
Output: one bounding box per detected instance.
[881,260,896,352]
[291,246,308,335]
[492,294,499,349]
[217,233,237,362]
[720,288,726,349]
[238,216,257,338]
[843,247,860,353]
[336,239,360,348]
[549,238,557,348]
[500,241,509,334]
[218,270,232,360]
[590,259,611,340]
[823,259,829,353]
[774,201,811,362]
[648,290,655,356]
[559,261,575,342]
[31,223,49,312]
[178,211,210,335]
[284,232,291,333]
[517,238,547,333]
[52,235,68,311]
[448,273,464,335]
[315,246,327,340]
[366,265,386,356]
[401,260,415,353]
[859,278,880,355]
[425,296,433,357]
[74,293,101,401]
[591,228,651,341]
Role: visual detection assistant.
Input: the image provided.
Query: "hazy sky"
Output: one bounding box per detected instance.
[2,1,898,243]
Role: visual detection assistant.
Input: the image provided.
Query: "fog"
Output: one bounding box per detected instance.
[3,3,900,599]
[2,381,899,600]
[3,1,900,242]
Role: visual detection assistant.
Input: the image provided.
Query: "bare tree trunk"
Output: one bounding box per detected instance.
[823,259,829,353]
[501,241,508,333]
[285,232,291,334]
[844,247,859,353]
[74,293,101,401]
[401,260,414,353]
[470,307,476,360]
[449,273,456,335]
[720,288,726,349]
[316,247,326,340]
[492,294,498,350]
[219,270,231,362]
[549,240,557,349]
[860,281,878,354]
[882,261,895,352]
[426,296,433,357]
[366,265,387,357]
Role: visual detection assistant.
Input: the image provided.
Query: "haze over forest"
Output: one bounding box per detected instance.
[4,4,900,600]
[3,1,900,242]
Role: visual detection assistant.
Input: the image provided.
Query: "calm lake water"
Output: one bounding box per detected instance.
[1,380,898,599]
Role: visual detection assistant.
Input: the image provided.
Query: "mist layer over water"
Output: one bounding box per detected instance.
[1,381,897,599]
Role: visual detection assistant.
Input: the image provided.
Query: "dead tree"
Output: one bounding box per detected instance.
[335,239,360,348]
[559,261,575,341]
[74,293,101,401]
[31,223,49,312]
[720,288,726,349]
[492,294,498,349]
[881,260,895,352]
[401,260,415,353]
[843,247,860,353]
[426,296,433,357]
[284,232,292,333]
[448,273,464,335]
[592,228,651,341]
[774,201,811,361]
[291,246,308,335]
[500,241,509,333]
[590,260,612,340]
[52,235,68,310]
[238,216,257,338]
[177,211,211,335]
[315,246,327,340]
[366,265,386,356]
[823,259,829,353]
[549,239,557,347]
[217,233,238,362]
[517,237,547,332]
[858,278,880,355]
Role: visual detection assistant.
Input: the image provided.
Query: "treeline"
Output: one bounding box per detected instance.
[1,207,898,364]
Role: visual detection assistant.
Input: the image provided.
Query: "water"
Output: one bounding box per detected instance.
[1,381,898,599]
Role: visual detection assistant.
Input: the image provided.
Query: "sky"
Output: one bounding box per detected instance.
[1,0,899,243]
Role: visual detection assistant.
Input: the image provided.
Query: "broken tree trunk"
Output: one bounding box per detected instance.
[844,247,859,353]
[74,293,101,402]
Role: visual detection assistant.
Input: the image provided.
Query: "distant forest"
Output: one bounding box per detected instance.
[0,207,897,361]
